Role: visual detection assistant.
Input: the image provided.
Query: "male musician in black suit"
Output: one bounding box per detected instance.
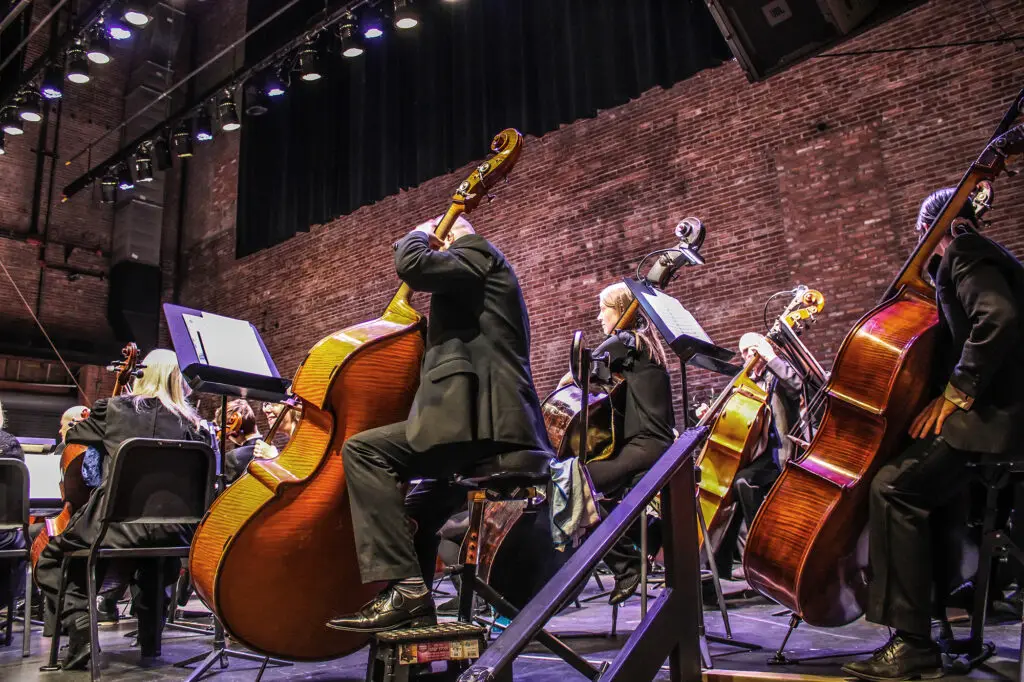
[844,188,1024,681]
[327,215,551,633]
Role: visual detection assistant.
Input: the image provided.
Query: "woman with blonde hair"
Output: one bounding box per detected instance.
[561,281,675,605]
[34,348,209,670]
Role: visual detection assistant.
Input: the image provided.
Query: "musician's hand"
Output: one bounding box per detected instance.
[695,402,710,420]
[556,372,574,389]
[253,440,279,460]
[750,336,777,362]
[413,220,444,250]
[908,396,959,439]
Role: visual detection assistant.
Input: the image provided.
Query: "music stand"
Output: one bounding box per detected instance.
[624,277,762,660]
[163,303,291,680]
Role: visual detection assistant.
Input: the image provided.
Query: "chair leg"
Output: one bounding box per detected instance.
[23,558,32,657]
[4,561,14,646]
[87,553,101,681]
[43,558,71,670]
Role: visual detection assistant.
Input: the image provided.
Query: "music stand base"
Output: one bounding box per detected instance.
[175,645,291,682]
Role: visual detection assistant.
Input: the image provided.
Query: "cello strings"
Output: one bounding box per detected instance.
[0,254,86,397]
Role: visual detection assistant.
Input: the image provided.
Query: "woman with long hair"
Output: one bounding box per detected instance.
[34,348,209,670]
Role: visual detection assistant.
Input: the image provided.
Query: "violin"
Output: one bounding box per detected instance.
[31,343,141,571]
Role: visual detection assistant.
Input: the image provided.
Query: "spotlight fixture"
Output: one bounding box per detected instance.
[195,108,214,142]
[105,15,132,41]
[393,0,419,29]
[134,143,154,181]
[17,91,42,122]
[40,65,64,99]
[66,48,91,84]
[120,3,151,27]
[172,121,194,158]
[298,41,322,82]
[361,8,385,39]
[100,171,117,203]
[2,108,24,136]
[244,83,269,116]
[339,16,365,58]
[117,164,135,191]
[265,72,286,97]
[153,134,173,170]
[217,92,241,131]
[86,29,112,64]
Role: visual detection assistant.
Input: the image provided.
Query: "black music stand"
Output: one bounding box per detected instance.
[624,277,762,660]
[163,303,291,681]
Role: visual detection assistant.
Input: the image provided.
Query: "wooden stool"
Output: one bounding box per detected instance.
[367,622,487,682]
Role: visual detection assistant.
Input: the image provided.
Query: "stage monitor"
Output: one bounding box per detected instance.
[703,0,921,82]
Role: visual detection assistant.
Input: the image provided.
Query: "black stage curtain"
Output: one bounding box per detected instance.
[0,3,30,104]
[237,0,730,256]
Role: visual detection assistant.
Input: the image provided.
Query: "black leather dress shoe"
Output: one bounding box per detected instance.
[62,619,92,671]
[609,573,641,606]
[842,634,944,681]
[326,587,436,633]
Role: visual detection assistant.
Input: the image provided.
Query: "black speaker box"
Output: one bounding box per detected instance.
[108,261,162,351]
[705,0,893,82]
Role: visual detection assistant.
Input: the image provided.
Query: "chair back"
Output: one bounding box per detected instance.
[0,459,29,532]
[101,438,215,525]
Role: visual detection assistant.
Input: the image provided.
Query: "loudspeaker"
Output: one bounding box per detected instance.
[704,0,881,81]
[108,261,162,351]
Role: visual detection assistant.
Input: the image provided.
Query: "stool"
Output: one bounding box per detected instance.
[449,449,606,681]
[942,455,1024,680]
[367,622,487,682]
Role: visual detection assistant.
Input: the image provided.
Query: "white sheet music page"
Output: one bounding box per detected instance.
[636,288,712,343]
[184,313,273,376]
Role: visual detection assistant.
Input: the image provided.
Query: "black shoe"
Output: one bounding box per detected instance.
[96,597,119,624]
[609,573,641,606]
[326,586,436,633]
[842,634,944,681]
[61,618,92,671]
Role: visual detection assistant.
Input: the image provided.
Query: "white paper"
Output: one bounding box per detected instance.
[25,454,62,500]
[182,312,273,376]
[636,288,712,343]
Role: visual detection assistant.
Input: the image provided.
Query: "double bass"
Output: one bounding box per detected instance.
[188,130,524,660]
[695,288,824,550]
[743,101,1024,627]
[30,343,141,570]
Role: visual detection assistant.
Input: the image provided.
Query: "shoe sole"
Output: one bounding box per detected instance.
[326,615,437,634]
[841,666,944,682]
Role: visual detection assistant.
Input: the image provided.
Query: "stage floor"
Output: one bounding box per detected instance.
[1,575,1020,681]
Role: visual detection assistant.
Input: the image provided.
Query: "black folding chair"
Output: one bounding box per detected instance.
[0,458,32,656]
[44,438,215,681]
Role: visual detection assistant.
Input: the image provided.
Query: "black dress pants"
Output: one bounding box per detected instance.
[342,420,517,584]
[866,435,974,636]
[711,454,781,577]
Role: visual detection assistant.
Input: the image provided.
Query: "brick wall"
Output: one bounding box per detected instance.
[133,1,1024,421]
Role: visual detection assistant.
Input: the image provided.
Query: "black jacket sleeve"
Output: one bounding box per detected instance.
[394,232,492,293]
[66,398,110,454]
[947,237,1021,401]
[766,356,804,398]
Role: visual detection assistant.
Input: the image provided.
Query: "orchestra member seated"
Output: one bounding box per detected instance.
[558,281,675,606]
[843,189,1024,681]
[34,349,210,670]
[0,399,25,612]
[215,399,264,484]
[326,215,550,633]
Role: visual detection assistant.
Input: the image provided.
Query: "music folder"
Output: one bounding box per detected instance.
[163,304,289,401]
[624,278,738,376]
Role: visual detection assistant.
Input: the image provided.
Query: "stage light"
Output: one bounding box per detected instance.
[172,121,193,158]
[40,65,64,99]
[121,3,151,27]
[393,0,419,29]
[339,16,365,58]
[244,83,269,116]
[105,14,132,41]
[2,109,24,136]
[100,170,117,203]
[298,41,322,81]
[265,71,286,97]
[195,108,214,142]
[361,8,384,39]
[18,91,42,122]
[87,30,111,64]
[134,144,154,181]
[66,48,91,84]
[218,92,241,131]
[117,164,135,191]
[153,134,173,170]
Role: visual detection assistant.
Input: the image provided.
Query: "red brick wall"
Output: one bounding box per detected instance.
[160,0,1024,420]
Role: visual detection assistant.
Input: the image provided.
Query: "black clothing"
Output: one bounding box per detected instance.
[0,430,26,602]
[0,430,24,460]
[224,436,261,484]
[733,454,782,528]
[346,232,549,584]
[395,232,548,453]
[34,397,205,646]
[933,233,1024,453]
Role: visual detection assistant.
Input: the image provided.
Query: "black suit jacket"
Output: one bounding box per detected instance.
[225,440,259,484]
[934,233,1024,454]
[394,231,549,453]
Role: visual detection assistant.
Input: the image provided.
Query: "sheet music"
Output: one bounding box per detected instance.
[635,287,712,343]
[182,312,273,376]
[25,454,62,501]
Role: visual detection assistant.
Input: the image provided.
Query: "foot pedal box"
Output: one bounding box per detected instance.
[367,622,488,682]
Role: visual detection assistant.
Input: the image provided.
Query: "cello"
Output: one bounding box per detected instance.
[743,101,1024,628]
[188,129,525,661]
[30,343,141,570]
[695,288,824,551]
